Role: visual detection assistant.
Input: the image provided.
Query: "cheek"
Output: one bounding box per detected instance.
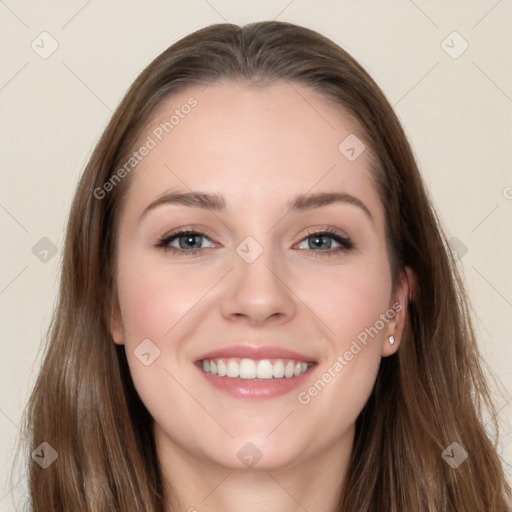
[294,262,390,445]
[115,255,203,424]
[304,256,391,346]
[116,254,206,342]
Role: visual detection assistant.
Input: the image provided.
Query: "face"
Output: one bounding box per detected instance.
[110,81,410,472]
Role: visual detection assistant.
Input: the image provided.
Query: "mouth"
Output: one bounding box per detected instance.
[197,357,314,380]
[194,345,318,399]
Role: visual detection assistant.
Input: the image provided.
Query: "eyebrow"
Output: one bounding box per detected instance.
[140,190,374,224]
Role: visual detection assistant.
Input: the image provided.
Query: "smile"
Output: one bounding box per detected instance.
[195,344,318,399]
[200,357,313,380]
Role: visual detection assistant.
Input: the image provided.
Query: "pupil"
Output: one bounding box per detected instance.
[311,235,331,249]
[181,234,201,249]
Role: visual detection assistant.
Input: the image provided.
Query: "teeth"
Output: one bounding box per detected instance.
[256,360,273,379]
[200,357,311,380]
[284,361,294,378]
[227,359,239,378]
[273,360,285,378]
[240,359,257,379]
[217,360,227,377]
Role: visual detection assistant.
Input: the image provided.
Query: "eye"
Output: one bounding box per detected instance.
[155,227,355,257]
[156,229,216,254]
[296,229,355,256]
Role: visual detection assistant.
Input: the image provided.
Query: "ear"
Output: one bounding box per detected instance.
[110,296,124,345]
[381,266,415,357]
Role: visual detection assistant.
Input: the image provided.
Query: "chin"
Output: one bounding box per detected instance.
[205,434,309,471]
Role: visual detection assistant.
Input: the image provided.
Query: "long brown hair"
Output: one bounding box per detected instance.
[18,21,511,511]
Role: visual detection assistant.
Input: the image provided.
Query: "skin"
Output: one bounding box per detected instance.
[110,81,413,512]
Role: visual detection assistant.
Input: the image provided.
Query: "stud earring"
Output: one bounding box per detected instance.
[389,335,395,345]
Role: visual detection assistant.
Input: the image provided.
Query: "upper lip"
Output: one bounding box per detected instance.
[196,344,317,363]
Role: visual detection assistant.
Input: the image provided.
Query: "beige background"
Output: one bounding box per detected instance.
[1,1,511,509]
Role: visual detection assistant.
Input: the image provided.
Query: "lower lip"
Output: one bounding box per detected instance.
[197,363,317,399]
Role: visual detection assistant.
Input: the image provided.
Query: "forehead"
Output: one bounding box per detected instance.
[123,81,383,223]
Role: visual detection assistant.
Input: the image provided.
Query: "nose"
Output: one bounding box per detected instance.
[219,243,297,327]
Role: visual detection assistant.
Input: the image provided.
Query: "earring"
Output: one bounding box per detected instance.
[389,335,395,345]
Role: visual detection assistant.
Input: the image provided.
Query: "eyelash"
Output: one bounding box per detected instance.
[155,227,355,258]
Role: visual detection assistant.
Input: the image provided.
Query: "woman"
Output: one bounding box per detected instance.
[21,21,511,511]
